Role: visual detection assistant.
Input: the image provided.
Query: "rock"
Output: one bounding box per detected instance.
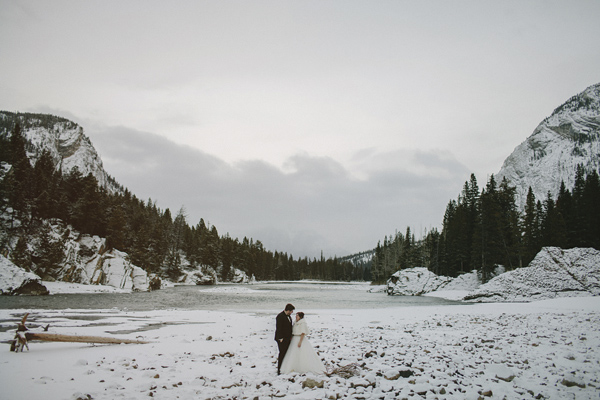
[486,364,515,382]
[73,394,93,400]
[398,370,414,378]
[12,278,50,295]
[0,255,49,295]
[384,369,401,380]
[303,378,324,389]
[60,231,149,291]
[386,267,452,296]
[148,276,162,291]
[561,379,586,389]
[465,247,600,302]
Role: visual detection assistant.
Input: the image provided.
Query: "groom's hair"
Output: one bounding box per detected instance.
[285,303,295,311]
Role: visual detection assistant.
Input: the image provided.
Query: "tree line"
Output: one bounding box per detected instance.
[0,122,367,283]
[371,169,600,284]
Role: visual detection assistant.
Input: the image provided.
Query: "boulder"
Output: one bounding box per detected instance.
[0,255,49,295]
[59,234,149,291]
[465,247,600,302]
[386,267,452,296]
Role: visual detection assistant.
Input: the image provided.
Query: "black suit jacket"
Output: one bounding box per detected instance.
[274,311,293,341]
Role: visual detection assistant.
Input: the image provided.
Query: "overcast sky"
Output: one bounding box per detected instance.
[1,1,599,258]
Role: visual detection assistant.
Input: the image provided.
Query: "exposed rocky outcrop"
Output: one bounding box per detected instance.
[57,228,149,291]
[464,247,600,302]
[0,111,118,192]
[386,267,452,295]
[0,255,49,295]
[497,83,600,209]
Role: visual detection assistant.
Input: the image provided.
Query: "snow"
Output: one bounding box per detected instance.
[386,267,452,295]
[60,229,150,291]
[0,255,46,295]
[42,281,130,294]
[386,267,495,298]
[1,296,599,399]
[465,247,600,302]
[497,82,600,209]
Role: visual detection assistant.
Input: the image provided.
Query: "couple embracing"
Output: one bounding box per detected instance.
[275,303,326,375]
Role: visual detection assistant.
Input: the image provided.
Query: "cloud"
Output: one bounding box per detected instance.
[87,124,469,258]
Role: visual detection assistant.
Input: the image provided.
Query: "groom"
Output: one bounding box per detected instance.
[274,303,295,375]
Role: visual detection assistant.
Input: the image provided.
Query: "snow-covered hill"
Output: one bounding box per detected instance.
[497,83,600,208]
[0,111,119,192]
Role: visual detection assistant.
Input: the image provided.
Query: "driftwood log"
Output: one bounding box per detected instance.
[10,313,149,351]
[25,332,149,344]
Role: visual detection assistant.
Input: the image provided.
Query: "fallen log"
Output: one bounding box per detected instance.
[9,313,150,351]
[25,332,149,345]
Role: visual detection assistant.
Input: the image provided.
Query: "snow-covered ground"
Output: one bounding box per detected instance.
[1,294,599,399]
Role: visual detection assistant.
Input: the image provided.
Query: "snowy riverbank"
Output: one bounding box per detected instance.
[1,296,599,399]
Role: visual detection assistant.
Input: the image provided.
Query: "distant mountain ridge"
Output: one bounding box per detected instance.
[0,111,120,193]
[497,82,600,208]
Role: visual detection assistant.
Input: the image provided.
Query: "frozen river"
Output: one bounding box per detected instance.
[0,281,465,311]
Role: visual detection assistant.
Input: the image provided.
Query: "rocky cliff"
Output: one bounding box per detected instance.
[0,111,119,192]
[497,83,600,208]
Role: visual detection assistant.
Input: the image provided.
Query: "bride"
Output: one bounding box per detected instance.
[280,312,326,375]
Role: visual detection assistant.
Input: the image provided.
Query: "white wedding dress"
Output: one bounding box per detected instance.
[280,318,326,374]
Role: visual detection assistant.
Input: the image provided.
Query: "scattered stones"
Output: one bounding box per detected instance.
[302,378,324,389]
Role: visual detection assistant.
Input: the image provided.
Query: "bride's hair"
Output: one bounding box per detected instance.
[297,312,305,319]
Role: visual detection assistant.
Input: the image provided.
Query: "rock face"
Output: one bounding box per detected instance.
[464,247,600,302]
[60,231,149,291]
[0,255,49,295]
[497,83,600,209]
[386,267,452,295]
[0,111,118,192]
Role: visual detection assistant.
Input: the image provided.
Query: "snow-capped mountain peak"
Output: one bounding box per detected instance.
[497,82,600,208]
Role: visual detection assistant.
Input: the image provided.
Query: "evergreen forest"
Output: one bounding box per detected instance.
[2,120,599,286]
[371,169,600,284]
[0,123,367,283]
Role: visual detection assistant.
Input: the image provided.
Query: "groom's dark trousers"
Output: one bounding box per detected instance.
[275,311,293,374]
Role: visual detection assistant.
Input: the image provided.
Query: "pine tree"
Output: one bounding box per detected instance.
[11,235,32,271]
[35,222,65,278]
[471,175,504,283]
[497,177,520,270]
[31,150,58,219]
[582,170,600,248]
[7,123,34,222]
[556,181,574,248]
[521,187,541,266]
[541,192,567,247]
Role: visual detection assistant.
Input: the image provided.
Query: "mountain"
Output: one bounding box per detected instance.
[497,83,600,209]
[0,111,119,192]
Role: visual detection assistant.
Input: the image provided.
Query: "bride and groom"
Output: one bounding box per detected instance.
[275,303,326,375]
